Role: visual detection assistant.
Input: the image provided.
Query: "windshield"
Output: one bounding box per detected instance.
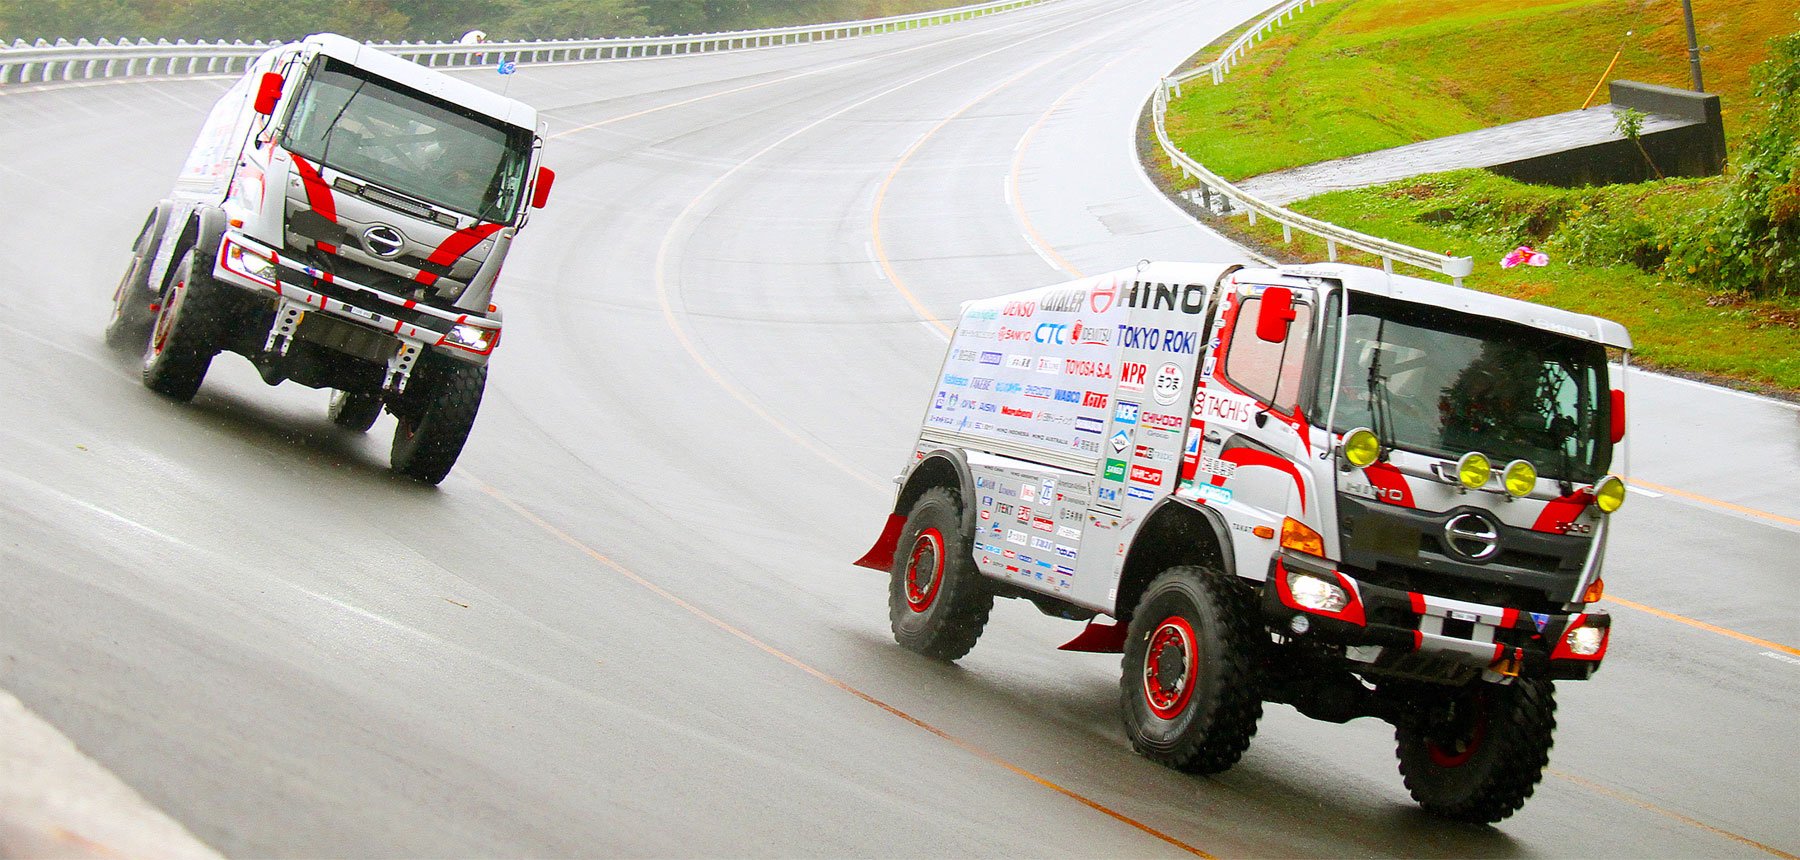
[1314,292,1613,482]
[281,58,530,223]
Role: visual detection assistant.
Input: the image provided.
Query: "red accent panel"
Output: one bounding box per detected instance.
[1362,462,1415,508]
[1550,614,1610,662]
[1058,619,1129,653]
[1501,607,1519,629]
[852,514,907,571]
[290,156,336,223]
[1215,447,1307,513]
[317,242,336,255]
[1409,592,1426,615]
[1610,389,1626,443]
[1533,489,1595,534]
[1412,630,1424,651]
[1272,559,1366,626]
[413,222,504,285]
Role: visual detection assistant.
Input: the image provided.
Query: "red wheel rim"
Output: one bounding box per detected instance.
[150,274,185,358]
[1142,616,1198,719]
[904,528,944,613]
[1426,695,1491,767]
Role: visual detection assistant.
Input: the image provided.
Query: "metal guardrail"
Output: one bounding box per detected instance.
[0,0,1047,86]
[1151,0,1474,285]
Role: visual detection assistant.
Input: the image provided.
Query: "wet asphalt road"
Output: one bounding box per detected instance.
[1,0,1797,856]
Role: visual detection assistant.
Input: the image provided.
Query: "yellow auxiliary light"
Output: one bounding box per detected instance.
[1593,475,1627,514]
[1502,460,1538,498]
[1343,427,1381,468]
[1456,452,1491,490]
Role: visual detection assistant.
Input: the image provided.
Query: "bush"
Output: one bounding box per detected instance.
[1671,14,1800,296]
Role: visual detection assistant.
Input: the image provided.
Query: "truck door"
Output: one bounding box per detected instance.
[1185,282,1320,578]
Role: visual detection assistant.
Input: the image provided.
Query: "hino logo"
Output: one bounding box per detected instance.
[362,225,405,258]
[1443,511,1501,561]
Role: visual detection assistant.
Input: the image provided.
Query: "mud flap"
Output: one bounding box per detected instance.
[853,513,906,571]
[1058,618,1129,653]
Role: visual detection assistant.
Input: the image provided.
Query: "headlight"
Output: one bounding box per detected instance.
[446,323,499,354]
[1287,570,1348,613]
[1456,451,1491,490]
[1593,475,1626,513]
[1502,459,1537,498]
[1565,623,1605,656]
[227,242,278,284]
[1342,427,1380,468]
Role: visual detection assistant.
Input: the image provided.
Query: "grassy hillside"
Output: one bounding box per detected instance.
[1165,0,1791,181]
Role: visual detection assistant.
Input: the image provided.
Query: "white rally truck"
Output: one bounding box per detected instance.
[856,261,1631,823]
[106,33,554,484]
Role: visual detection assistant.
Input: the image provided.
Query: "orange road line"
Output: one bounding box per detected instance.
[479,481,1213,858]
[1628,478,1800,530]
[1549,770,1800,860]
[1606,595,1800,657]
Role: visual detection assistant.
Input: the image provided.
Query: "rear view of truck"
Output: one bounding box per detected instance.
[106,33,554,484]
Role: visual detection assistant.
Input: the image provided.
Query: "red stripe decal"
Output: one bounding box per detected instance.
[413,222,503,285]
[1409,592,1426,615]
[1362,462,1416,508]
[290,156,336,223]
[1502,607,1519,629]
[1533,489,1595,533]
[317,242,337,255]
[1213,447,1307,513]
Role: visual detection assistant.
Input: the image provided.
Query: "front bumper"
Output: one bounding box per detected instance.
[212,233,500,386]
[1264,551,1609,682]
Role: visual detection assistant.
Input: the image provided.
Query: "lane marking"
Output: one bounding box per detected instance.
[1548,769,1800,860]
[648,5,1125,493]
[1627,477,1800,531]
[1606,595,1800,657]
[477,481,1212,858]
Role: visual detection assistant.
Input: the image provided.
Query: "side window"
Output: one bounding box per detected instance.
[1224,294,1313,411]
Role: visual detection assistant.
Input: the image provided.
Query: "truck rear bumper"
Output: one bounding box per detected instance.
[1264,551,1608,682]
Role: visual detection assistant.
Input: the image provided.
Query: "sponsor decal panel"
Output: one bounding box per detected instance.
[1056,525,1082,541]
[1127,485,1157,501]
[1075,416,1105,434]
[1103,459,1128,482]
[1118,325,1198,355]
[1119,361,1147,392]
[1130,464,1165,486]
[1111,430,1132,454]
[1097,486,1119,504]
[1030,536,1054,551]
[1114,401,1140,425]
[1063,359,1113,379]
[1006,356,1034,370]
[1193,388,1258,428]
[1032,516,1055,533]
[979,351,1003,365]
[1007,530,1028,546]
[1054,544,1078,559]
[1153,362,1184,406]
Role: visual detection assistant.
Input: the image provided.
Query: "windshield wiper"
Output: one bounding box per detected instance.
[1367,318,1393,462]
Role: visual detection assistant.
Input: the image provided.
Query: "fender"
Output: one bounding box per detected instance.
[853,447,977,573]
[144,200,208,296]
[1114,495,1239,619]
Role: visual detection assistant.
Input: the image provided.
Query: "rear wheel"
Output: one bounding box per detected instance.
[1120,565,1263,774]
[390,355,486,485]
[142,248,222,401]
[1394,679,1557,823]
[888,487,992,661]
[105,247,156,347]
[328,389,383,432]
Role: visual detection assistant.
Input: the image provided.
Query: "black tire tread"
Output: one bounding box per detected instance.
[1395,679,1557,824]
[389,358,486,485]
[329,389,383,433]
[1121,565,1264,775]
[888,487,993,662]
[142,248,224,401]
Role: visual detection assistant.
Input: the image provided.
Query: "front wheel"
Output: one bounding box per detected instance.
[1393,679,1557,824]
[389,356,486,485]
[1120,565,1264,774]
[329,389,383,432]
[142,248,222,401]
[887,487,993,661]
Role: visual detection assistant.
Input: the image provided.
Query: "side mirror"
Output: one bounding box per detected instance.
[1610,389,1626,443]
[1255,286,1297,343]
[530,166,555,209]
[253,72,284,116]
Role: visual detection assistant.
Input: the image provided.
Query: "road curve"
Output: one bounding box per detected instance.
[1,1,1797,856]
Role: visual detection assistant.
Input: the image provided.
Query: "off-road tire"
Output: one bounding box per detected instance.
[1120,565,1264,774]
[389,356,486,485]
[329,389,383,432]
[105,248,156,347]
[142,248,224,401]
[888,487,993,661]
[1394,678,1557,824]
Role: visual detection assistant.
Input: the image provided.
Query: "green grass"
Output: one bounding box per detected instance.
[1237,170,1800,392]
[1152,0,1800,396]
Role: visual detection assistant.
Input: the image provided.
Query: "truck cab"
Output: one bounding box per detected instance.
[107,33,554,484]
[857,261,1631,823]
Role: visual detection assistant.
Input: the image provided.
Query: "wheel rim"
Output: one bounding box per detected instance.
[904,528,945,613]
[147,273,185,361]
[1425,693,1491,768]
[1143,616,1199,719]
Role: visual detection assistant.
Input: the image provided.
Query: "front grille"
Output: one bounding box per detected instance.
[296,312,398,363]
[1338,495,1588,612]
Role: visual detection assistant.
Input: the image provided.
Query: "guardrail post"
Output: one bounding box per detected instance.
[1327,239,1338,261]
